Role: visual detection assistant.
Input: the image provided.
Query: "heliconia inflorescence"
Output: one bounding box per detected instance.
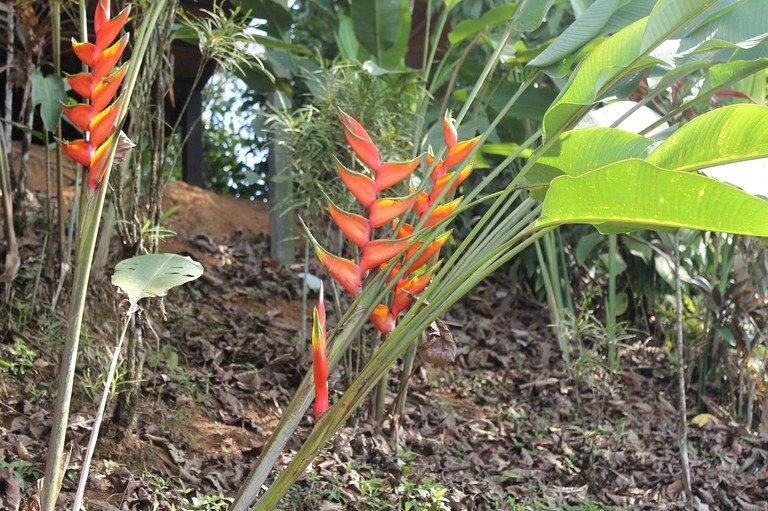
[309,110,480,335]
[312,282,329,419]
[60,0,130,192]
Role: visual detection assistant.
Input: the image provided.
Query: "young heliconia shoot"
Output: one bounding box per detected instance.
[307,110,480,335]
[312,283,329,419]
[60,0,130,192]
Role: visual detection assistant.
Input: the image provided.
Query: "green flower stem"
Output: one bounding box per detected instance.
[253,225,549,510]
[455,28,514,126]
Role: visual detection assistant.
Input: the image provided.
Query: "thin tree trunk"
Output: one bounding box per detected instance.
[14,81,34,232]
[4,1,15,189]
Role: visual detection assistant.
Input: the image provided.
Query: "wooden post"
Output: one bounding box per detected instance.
[267,91,295,264]
[181,82,206,188]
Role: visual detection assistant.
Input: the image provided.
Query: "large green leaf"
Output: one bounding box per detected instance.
[537,160,768,236]
[112,254,204,307]
[230,0,293,39]
[542,18,651,138]
[515,0,555,33]
[449,3,518,45]
[678,0,768,54]
[542,0,717,139]
[525,127,653,200]
[378,0,412,69]
[640,0,715,51]
[647,104,768,172]
[30,71,66,133]
[601,0,656,33]
[336,15,364,62]
[351,0,403,62]
[529,0,622,73]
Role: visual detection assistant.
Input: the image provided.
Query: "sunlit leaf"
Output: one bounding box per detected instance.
[690,413,720,428]
[647,105,768,172]
[525,127,653,200]
[537,160,768,235]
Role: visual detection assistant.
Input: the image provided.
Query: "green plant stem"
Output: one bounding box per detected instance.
[535,237,570,366]
[394,342,417,417]
[40,3,168,508]
[42,193,108,510]
[455,29,513,127]
[374,365,388,422]
[72,306,135,511]
[52,0,65,263]
[698,234,721,408]
[411,3,451,155]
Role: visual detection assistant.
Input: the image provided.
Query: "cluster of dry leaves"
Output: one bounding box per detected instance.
[2,191,768,510]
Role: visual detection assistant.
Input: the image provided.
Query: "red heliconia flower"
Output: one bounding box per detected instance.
[427,113,480,182]
[443,111,458,149]
[310,111,479,336]
[60,0,130,191]
[311,112,421,297]
[367,112,479,335]
[312,282,329,419]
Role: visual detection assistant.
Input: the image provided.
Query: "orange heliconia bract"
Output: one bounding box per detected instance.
[60,0,130,191]
[312,283,329,419]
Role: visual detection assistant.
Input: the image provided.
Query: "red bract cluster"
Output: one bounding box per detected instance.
[61,0,130,191]
[310,111,480,335]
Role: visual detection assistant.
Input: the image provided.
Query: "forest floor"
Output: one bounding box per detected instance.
[1,144,767,510]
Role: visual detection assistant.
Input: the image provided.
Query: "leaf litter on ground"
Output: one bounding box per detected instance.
[1,184,767,510]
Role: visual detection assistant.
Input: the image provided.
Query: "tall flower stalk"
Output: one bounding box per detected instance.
[40,1,170,509]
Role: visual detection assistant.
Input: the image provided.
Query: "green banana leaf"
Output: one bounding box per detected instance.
[537,160,768,235]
